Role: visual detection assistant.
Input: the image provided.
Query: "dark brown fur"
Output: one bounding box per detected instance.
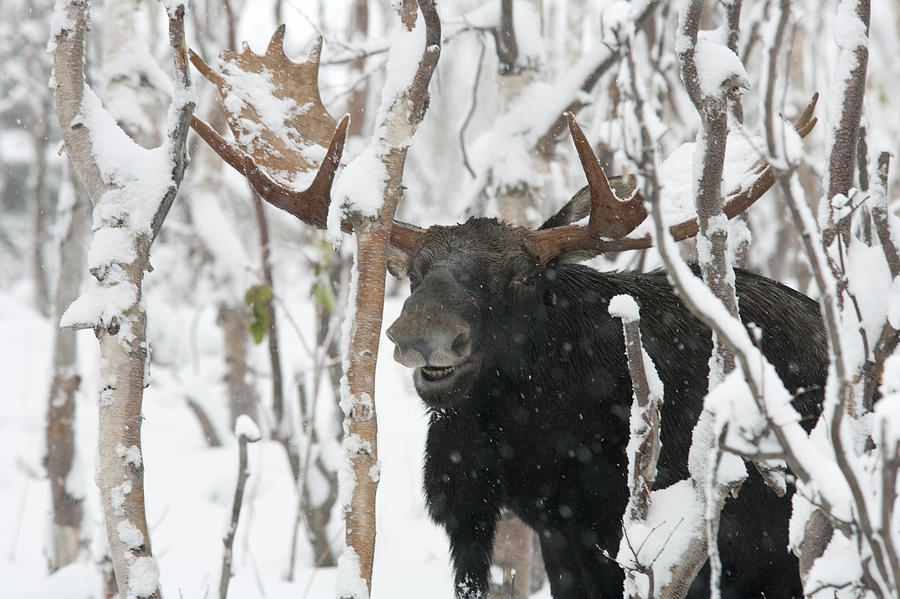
[387,216,825,599]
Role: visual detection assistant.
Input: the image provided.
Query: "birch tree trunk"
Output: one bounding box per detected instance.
[337,4,441,595]
[51,1,193,596]
[186,3,439,594]
[45,163,90,570]
[218,304,259,429]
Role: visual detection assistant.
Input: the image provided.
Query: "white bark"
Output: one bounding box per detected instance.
[51,1,193,597]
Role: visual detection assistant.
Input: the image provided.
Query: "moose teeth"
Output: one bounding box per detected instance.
[422,366,455,381]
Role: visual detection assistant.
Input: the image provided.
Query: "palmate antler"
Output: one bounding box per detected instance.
[188,26,427,251]
[525,93,819,264]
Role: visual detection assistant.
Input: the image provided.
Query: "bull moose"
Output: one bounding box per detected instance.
[377,111,824,599]
[190,24,825,599]
[384,203,824,599]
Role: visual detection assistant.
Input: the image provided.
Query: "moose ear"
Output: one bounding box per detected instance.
[386,245,412,278]
[538,176,638,230]
[538,185,591,230]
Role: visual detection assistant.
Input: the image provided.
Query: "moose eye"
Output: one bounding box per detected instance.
[408,272,420,287]
[522,275,536,286]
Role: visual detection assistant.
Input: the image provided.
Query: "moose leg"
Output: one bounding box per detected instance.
[445,510,499,599]
[537,524,625,599]
[424,420,503,599]
[426,475,501,599]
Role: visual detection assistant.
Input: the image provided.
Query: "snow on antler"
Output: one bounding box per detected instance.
[190,27,338,190]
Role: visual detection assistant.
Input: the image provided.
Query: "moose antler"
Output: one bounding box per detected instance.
[526,93,819,264]
[189,27,428,251]
[190,26,816,266]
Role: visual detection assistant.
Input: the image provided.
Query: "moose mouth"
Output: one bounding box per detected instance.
[420,365,457,382]
[413,359,480,409]
[415,359,476,389]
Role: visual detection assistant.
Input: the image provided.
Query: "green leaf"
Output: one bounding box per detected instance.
[311,280,337,314]
[245,284,273,344]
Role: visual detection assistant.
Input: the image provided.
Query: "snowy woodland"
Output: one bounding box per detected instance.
[1,0,899,597]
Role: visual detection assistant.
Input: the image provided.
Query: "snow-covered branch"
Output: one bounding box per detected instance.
[824,0,871,236]
[610,295,663,523]
[676,0,747,381]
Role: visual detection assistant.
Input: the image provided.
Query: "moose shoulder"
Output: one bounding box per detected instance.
[385,208,826,599]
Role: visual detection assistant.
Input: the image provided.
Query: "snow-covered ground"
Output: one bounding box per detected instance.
[0,275,538,598]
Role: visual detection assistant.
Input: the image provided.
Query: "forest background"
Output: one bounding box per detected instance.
[1,0,899,597]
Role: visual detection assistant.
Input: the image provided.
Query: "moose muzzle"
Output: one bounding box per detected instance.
[385,279,473,373]
[386,313,471,369]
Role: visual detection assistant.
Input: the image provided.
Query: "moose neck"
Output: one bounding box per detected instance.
[459,263,634,421]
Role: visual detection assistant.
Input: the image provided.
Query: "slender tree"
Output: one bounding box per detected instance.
[51,2,194,596]
[44,163,90,570]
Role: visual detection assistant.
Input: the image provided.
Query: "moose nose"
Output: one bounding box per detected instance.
[386,319,471,368]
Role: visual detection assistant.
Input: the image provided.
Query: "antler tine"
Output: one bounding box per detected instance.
[527,93,819,260]
[190,115,250,175]
[525,113,647,264]
[266,24,287,56]
[188,49,224,87]
[793,92,818,138]
[190,114,352,232]
[306,35,324,66]
[567,112,648,237]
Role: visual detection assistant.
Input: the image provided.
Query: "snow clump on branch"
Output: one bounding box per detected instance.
[693,37,749,97]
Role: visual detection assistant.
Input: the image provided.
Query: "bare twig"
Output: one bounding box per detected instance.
[534,0,661,155]
[761,0,791,162]
[459,34,487,179]
[880,430,900,594]
[185,396,223,447]
[251,192,297,479]
[871,152,900,279]
[856,126,870,194]
[220,421,260,599]
[152,3,194,242]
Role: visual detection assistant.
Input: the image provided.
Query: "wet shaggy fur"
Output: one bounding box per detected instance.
[390,218,826,599]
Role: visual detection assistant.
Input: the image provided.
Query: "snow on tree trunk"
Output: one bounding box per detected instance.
[823,0,870,240]
[337,224,388,597]
[671,1,750,594]
[676,0,746,383]
[610,294,665,599]
[96,282,160,599]
[50,1,194,597]
[329,4,441,595]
